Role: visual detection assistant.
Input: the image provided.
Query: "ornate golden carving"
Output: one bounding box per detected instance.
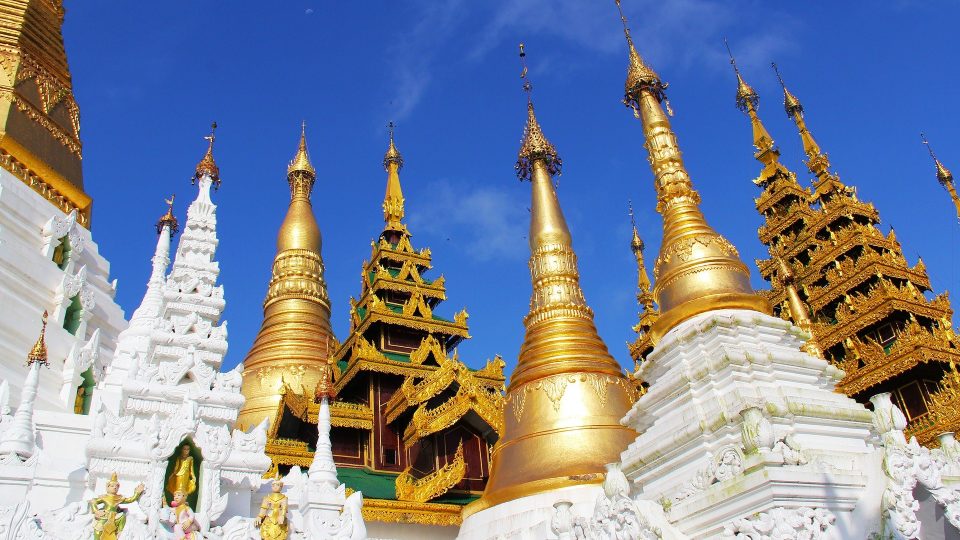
[395,442,465,503]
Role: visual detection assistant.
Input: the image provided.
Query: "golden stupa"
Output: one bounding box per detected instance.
[238,124,336,429]
[466,46,637,516]
[616,1,769,342]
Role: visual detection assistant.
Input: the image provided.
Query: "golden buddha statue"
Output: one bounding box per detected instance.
[89,472,145,540]
[255,475,288,540]
[166,444,197,499]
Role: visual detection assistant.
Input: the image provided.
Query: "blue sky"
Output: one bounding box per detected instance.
[65,1,960,374]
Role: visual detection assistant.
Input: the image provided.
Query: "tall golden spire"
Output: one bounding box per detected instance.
[775,257,823,358]
[629,201,654,311]
[382,121,406,231]
[468,43,636,516]
[193,122,221,187]
[617,1,768,343]
[27,311,49,366]
[922,133,960,221]
[0,0,91,226]
[239,124,336,429]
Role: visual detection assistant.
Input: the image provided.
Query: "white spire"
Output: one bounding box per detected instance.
[308,396,339,489]
[0,362,42,460]
[127,223,171,330]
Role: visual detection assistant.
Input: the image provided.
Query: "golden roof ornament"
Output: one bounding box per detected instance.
[383,121,404,171]
[156,194,179,236]
[515,43,561,181]
[382,122,407,229]
[615,0,769,342]
[288,121,317,177]
[314,362,335,403]
[922,133,955,187]
[467,43,636,515]
[617,0,670,116]
[772,63,803,118]
[193,122,221,188]
[629,201,653,306]
[27,311,49,367]
[724,39,758,113]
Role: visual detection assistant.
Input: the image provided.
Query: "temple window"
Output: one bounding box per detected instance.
[63,295,83,335]
[73,367,95,414]
[52,235,71,269]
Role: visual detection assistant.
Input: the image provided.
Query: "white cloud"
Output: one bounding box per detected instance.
[384,0,799,119]
[408,180,528,262]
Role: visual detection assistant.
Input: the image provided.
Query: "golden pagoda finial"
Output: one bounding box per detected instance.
[314,361,334,403]
[156,194,179,236]
[616,0,670,115]
[27,311,49,367]
[922,133,960,221]
[469,42,636,515]
[383,121,404,171]
[771,63,803,118]
[629,201,654,309]
[771,63,836,180]
[382,121,406,229]
[724,41,780,162]
[725,39,758,113]
[516,43,561,181]
[193,122,221,188]
[617,1,768,342]
[775,257,823,358]
[287,121,316,177]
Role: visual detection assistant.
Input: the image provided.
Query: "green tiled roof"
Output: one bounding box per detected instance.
[335,466,479,506]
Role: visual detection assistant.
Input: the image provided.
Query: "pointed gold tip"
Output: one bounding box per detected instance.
[194,122,221,187]
[515,45,560,180]
[156,194,180,236]
[922,133,955,186]
[725,40,758,112]
[27,311,49,366]
[383,121,404,171]
[771,62,803,117]
[288,123,316,176]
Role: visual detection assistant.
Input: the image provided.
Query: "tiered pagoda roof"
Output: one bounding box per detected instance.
[264,129,505,526]
[731,58,960,433]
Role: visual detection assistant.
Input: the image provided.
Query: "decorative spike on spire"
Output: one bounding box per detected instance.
[156,194,179,236]
[27,311,49,367]
[772,63,803,118]
[314,362,335,403]
[775,257,823,358]
[617,0,768,342]
[771,63,835,180]
[629,201,654,308]
[922,133,960,221]
[383,121,404,171]
[922,133,955,187]
[516,43,561,181]
[194,122,221,188]
[725,39,758,112]
[382,122,406,229]
[616,0,670,114]
[288,121,317,177]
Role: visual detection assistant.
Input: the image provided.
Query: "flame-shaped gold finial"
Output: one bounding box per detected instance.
[27,311,49,367]
[156,194,179,236]
[516,43,561,180]
[922,133,960,221]
[616,1,768,342]
[616,0,669,114]
[775,257,823,358]
[772,63,838,181]
[288,121,317,177]
[466,42,636,517]
[629,201,654,309]
[724,39,758,113]
[193,122,220,188]
[314,361,335,402]
[382,121,406,229]
[725,42,782,167]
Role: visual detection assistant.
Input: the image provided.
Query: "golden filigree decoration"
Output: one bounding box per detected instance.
[395,442,465,503]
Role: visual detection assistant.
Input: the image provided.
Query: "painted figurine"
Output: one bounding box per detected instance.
[166,444,197,498]
[255,475,289,540]
[89,472,145,540]
[170,490,201,540]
